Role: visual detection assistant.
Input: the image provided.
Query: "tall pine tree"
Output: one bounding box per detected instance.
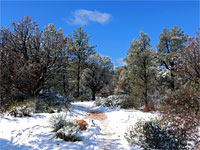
[67,27,96,98]
[125,31,157,111]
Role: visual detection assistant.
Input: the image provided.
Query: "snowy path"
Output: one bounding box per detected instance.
[71,102,155,150]
[0,101,156,150]
[86,112,126,150]
[73,102,127,150]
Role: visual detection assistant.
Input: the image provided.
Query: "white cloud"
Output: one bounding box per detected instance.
[115,58,126,66]
[69,9,112,25]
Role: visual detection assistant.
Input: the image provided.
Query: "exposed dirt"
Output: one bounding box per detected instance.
[86,112,107,120]
[86,111,116,150]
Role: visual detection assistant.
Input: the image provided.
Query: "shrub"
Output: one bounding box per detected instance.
[143,121,187,150]
[49,114,81,142]
[120,96,136,109]
[54,123,81,142]
[0,93,12,113]
[8,100,35,117]
[37,92,70,113]
[161,89,200,149]
[35,99,56,113]
[47,108,55,114]
[125,119,188,150]
[77,95,91,102]
[49,114,68,132]
[95,95,131,108]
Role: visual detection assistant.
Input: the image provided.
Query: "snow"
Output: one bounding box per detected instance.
[0,101,157,150]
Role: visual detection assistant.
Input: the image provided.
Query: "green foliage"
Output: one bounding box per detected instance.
[67,27,96,98]
[125,31,157,110]
[35,93,70,113]
[120,96,136,109]
[125,119,188,150]
[76,95,91,102]
[49,114,68,132]
[82,53,113,100]
[8,99,35,117]
[47,108,55,114]
[143,121,187,150]
[35,99,57,113]
[157,25,188,91]
[94,95,135,109]
[0,16,67,100]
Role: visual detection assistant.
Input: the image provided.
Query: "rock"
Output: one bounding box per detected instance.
[76,120,87,130]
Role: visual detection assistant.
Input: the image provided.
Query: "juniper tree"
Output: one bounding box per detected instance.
[81,53,113,100]
[39,24,68,95]
[125,31,157,110]
[67,27,96,98]
[0,17,67,97]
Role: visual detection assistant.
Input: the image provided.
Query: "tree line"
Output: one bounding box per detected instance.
[115,26,199,111]
[0,16,113,110]
[0,16,199,113]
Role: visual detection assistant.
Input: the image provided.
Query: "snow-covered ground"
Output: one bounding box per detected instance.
[0,101,157,150]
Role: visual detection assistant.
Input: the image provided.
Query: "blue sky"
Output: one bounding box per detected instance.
[1,1,199,67]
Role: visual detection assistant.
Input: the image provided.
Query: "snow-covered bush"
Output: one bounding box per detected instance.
[95,95,131,108]
[8,100,35,117]
[35,96,70,113]
[49,114,81,142]
[143,121,187,149]
[120,96,138,109]
[125,119,187,150]
[54,123,81,141]
[35,99,56,113]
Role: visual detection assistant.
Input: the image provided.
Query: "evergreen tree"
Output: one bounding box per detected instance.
[81,53,113,100]
[0,17,67,97]
[157,26,188,91]
[41,24,67,95]
[67,27,96,98]
[125,31,157,111]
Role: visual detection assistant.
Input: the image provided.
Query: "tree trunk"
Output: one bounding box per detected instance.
[77,65,80,98]
[170,61,175,91]
[144,100,149,111]
[92,89,96,100]
[143,91,149,112]
[171,71,175,91]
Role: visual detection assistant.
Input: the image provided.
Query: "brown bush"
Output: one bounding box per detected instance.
[161,89,200,149]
